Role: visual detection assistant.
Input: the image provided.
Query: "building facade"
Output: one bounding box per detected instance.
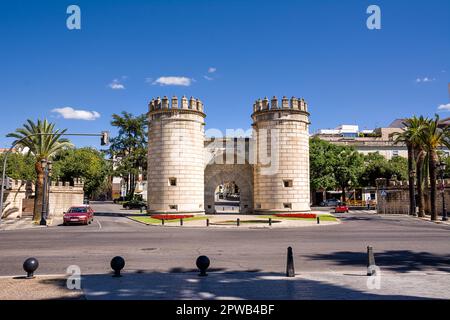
[147,95,311,215]
[312,121,408,160]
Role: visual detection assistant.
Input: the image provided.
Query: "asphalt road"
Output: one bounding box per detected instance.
[0,201,449,277]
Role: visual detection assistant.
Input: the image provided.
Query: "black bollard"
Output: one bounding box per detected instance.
[269,218,272,226]
[237,218,240,227]
[180,218,183,226]
[286,247,295,277]
[162,219,165,226]
[196,255,210,277]
[111,256,125,277]
[367,246,376,276]
[206,219,209,227]
[23,257,39,279]
[317,216,320,224]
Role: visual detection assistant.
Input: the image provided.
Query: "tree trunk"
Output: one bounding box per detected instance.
[407,143,416,215]
[33,161,44,222]
[429,151,438,221]
[341,186,346,203]
[416,150,426,217]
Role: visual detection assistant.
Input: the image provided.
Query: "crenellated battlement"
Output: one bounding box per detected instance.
[148,96,205,114]
[252,96,308,114]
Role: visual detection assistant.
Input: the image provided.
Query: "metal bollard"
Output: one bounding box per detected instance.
[367,246,376,276]
[23,258,39,279]
[269,218,272,226]
[111,256,125,277]
[317,216,320,224]
[196,256,210,277]
[237,218,240,226]
[162,219,165,226]
[206,218,209,227]
[180,218,183,226]
[286,247,295,277]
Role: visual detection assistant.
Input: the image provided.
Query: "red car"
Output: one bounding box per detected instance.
[335,205,349,213]
[63,205,95,225]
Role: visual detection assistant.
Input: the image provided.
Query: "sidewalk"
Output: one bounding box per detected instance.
[0,216,62,231]
[1,270,449,300]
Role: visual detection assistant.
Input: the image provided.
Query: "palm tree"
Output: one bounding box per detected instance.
[419,115,450,220]
[7,119,72,222]
[393,116,428,217]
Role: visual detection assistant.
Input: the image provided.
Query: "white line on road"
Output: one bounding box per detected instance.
[96,219,102,230]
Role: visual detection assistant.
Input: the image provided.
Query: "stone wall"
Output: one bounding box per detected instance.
[1,179,84,219]
[376,178,449,216]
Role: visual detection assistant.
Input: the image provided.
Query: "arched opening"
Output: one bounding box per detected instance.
[214,181,240,213]
[204,164,253,214]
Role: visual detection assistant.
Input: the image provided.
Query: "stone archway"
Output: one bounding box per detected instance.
[204,164,253,214]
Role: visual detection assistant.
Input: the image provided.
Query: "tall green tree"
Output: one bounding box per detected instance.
[109,112,147,198]
[52,148,112,199]
[7,119,72,222]
[334,148,364,202]
[0,152,36,181]
[309,138,338,191]
[419,115,450,221]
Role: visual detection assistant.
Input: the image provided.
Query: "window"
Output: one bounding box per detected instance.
[256,203,261,209]
[169,205,178,210]
[168,178,177,186]
[283,203,292,209]
[283,179,293,188]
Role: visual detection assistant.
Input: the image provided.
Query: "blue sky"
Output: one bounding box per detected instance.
[1,0,449,148]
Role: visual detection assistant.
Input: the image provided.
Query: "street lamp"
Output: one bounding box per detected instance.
[438,161,448,221]
[39,159,49,226]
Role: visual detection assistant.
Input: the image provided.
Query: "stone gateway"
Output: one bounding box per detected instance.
[147,95,311,215]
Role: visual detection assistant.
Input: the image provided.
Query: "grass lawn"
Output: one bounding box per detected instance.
[130,215,209,225]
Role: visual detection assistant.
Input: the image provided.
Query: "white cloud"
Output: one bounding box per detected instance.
[153,76,193,86]
[416,77,435,83]
[203,75,214,81]
[51,107,101,121]
[438,103,450,111]
[108,79,125,90]
[208,67,217,73]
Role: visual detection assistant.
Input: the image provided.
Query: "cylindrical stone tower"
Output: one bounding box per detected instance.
[252,96,310,213]
[147,96,206,214]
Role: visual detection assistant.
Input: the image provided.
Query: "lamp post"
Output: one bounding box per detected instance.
[39,159,49,226]
[439,161,448,221]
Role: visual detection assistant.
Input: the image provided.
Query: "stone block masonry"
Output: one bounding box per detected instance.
[1,178,84,219]
[147,95,311,214]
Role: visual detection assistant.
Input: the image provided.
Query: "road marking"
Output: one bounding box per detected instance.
[96,219,102,230]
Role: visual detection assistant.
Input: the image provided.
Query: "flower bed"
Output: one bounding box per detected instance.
[274,213,317,219]
[150,214,194,220]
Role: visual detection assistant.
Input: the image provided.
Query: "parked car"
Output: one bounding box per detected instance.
[123,199,147,210]
[335,204,349,213]
[63,205,95,225]
[320,199,341,207]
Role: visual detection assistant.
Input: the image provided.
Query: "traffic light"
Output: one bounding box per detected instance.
[101,131,110,146]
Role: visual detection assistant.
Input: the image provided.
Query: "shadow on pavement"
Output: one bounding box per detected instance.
[76,271,431,300]
[305,250,450,273]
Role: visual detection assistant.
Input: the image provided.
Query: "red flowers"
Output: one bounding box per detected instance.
[150,214,194,220]
[274,213,317,219]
